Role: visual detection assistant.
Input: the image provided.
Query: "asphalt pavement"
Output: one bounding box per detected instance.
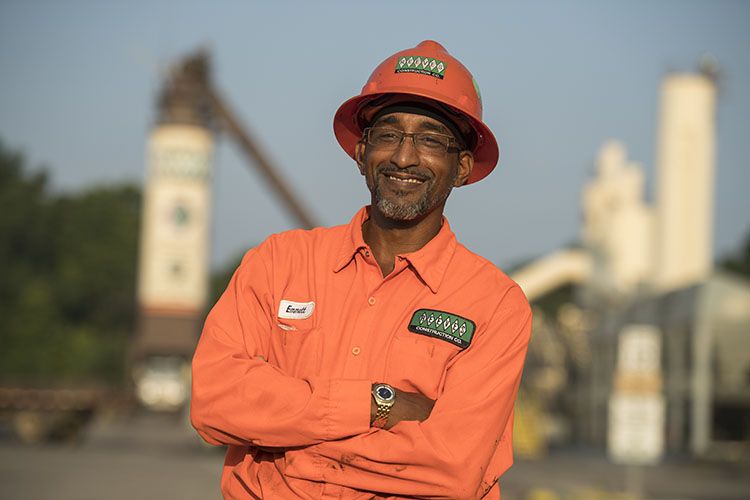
[0,411,222,500]
[1,412,748,500]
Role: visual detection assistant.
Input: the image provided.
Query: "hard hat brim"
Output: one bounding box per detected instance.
[334,92,500,185]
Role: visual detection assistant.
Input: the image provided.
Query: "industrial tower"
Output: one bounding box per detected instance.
[131,52,316,411]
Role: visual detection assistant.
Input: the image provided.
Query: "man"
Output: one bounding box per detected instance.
[191,40,532,499]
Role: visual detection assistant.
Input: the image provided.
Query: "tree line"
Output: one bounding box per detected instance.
[0,141,239,386]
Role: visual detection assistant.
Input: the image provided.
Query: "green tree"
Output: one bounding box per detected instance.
[0,140,252,385]
[0,141,140,384]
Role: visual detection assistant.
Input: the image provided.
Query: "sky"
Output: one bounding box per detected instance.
[1,0,748,270]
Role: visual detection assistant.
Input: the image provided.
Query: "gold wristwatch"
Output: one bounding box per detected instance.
[371,383,396,428]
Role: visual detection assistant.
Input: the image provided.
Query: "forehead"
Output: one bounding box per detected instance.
[371,112,454,137]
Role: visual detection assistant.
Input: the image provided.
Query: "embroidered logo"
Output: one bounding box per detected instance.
[408,309,475,349]
[395,55,446,79]
[278,300,315,319]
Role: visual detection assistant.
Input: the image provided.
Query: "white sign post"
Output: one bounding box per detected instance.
[608,325,666,498]
[608,393,665,465]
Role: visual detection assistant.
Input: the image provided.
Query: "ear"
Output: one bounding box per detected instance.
[354,141,367,175]
[454,151,474,187]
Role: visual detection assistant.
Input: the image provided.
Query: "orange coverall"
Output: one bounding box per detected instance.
[191,207,532,499]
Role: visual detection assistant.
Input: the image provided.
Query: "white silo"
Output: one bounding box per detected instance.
[652,68,717,293]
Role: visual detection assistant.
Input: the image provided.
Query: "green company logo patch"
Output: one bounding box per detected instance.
[395,55,446,79]
[408,309,475,349]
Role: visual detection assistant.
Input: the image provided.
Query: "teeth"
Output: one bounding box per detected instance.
[387,175,423,184]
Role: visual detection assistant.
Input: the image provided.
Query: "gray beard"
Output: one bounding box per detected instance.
[374,185,432,220]
[370,168,458,221]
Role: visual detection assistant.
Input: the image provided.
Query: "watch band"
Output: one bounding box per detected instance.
[371,383,396,429]
[371,404,392,429]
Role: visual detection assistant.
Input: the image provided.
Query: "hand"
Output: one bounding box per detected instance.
[371,386,435,430]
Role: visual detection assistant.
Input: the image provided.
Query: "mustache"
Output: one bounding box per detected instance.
[375,164,431,181]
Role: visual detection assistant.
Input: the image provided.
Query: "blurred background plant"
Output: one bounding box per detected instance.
[0,139,247,386]
[0,140,140,384]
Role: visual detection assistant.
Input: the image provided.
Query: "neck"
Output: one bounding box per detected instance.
[362,204,444,276]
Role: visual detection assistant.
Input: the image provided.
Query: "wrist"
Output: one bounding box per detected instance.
[370,383,396,428]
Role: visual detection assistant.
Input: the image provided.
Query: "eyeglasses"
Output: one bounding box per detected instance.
[363,127,462,156]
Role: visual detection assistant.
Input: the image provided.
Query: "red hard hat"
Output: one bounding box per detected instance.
[333,40,499,185]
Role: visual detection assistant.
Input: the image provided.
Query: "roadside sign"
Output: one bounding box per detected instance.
[608,324,665,465]
[608,393,665,465]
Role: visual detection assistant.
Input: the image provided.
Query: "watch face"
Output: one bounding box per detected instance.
[376,385,395,401]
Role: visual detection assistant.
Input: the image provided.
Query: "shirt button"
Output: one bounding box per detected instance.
[351,346,361,356]
[368,296,376,305]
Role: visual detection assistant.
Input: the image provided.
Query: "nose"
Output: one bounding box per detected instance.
[389,134,420,168]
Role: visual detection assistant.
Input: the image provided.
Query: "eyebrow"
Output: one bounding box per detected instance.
[372,115,453,136]
[419,120,451,135]
[372,115,400,127]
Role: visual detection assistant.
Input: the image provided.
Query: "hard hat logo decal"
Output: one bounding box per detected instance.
[396,55,446,79]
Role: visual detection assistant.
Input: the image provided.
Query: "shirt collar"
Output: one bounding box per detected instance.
[333,206,457,294]
[333,207,370,273]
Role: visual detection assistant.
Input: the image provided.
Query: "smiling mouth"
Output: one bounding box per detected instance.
[382,173,427,185]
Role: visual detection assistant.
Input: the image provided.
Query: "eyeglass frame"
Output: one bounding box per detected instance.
[362,127,465,156]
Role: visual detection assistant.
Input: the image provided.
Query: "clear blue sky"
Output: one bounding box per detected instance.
[1,0,748,269]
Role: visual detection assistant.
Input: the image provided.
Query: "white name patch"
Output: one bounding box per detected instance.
[278,300,315,320]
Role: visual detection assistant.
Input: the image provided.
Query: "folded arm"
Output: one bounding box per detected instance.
[190,243,372,448]
[285,286,532,499]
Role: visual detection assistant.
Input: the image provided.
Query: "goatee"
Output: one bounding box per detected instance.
[368,164,458,221]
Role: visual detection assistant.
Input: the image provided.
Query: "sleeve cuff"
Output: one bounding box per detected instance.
[324,379,372,440]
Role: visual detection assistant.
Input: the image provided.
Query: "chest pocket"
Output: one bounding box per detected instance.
[385,333,461,400]
[269,314,322,378]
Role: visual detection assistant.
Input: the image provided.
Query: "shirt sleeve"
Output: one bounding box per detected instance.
[190,241,372,448]
[283,285,532,499]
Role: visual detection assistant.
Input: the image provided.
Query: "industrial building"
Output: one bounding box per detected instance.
[512,63,750,459]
